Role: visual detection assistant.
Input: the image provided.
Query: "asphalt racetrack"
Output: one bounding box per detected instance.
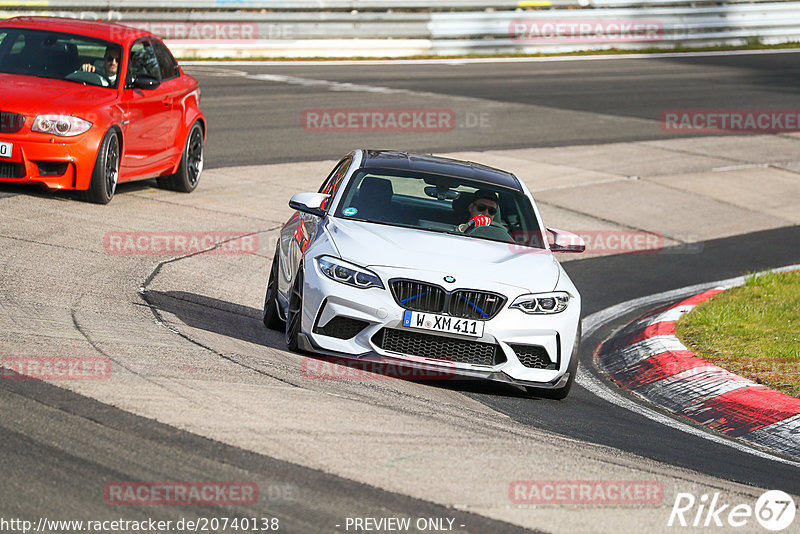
[1,51,799,533]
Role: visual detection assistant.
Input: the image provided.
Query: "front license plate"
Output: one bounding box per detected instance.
[0,141,12,158]
[402,310,484,338]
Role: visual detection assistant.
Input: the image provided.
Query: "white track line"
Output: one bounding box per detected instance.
[577,264,800,468]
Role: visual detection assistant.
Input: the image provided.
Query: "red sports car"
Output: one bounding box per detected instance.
[0,17,205,203]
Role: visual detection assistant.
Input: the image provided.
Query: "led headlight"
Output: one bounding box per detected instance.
[510,291,571,314]
[316,256,383,289]
[32,115,92,137]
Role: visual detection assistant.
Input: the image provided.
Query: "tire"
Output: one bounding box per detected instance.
[83,129,120,204]
[526,323,581,400]
[157,121,203,192]
[263,248,286,331]
[285,267,304,352]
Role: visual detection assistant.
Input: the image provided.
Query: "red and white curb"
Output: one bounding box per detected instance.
[596,284,800,459]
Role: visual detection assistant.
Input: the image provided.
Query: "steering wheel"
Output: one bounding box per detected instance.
[464,218,507,233]
[66,70,106,86]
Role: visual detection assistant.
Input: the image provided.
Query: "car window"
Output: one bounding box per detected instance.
[0,31,25,66]
[128,39,161,83]
[0,28,118,87]
[317,156,351,212]
[152,39,179,80]
[334,169,544,248]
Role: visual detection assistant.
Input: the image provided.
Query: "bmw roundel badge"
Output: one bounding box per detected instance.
[444,275,456,283]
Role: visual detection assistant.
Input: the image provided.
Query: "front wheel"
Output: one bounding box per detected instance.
[285,267,304,352]
[83,129,120,204]
[158,121,203,192]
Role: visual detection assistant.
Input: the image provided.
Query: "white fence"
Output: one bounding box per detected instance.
[2,2,799,57]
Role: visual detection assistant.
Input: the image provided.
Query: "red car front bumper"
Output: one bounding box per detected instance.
[0,128,104,191]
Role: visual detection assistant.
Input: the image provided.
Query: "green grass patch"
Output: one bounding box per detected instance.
[675,270,800,398]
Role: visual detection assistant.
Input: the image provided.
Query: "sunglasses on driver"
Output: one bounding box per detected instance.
[474,203,497,216]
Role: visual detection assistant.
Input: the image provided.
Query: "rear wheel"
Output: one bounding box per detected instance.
[83,129,120,204]
[263,248,285,331]
[285,267,304,352]
[157,121,203,192]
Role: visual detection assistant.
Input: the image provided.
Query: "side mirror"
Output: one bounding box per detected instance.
[547,228,585,253]
[289,192,330,218]
[132,74,160,90]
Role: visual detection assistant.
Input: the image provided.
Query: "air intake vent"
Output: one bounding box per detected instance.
[313,316,369,340]
[373,328,504,367]
[508,344,556,370]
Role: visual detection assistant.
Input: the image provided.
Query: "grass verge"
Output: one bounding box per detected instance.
[675,270,800,398]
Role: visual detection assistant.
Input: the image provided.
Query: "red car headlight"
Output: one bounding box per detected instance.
[31,115,93,137]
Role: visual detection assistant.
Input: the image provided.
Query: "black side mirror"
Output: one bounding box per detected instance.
[132,74,160,90]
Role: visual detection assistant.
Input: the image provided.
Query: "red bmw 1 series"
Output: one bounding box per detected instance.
[0,17,205,203]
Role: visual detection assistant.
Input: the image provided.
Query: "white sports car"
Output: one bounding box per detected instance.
[263,150,585,399]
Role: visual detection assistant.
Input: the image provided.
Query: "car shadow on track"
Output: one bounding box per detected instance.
[144,289,533,399]
[141,289,283,348]
[0,179,160,202]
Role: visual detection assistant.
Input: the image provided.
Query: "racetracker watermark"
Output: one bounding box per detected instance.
[104,232,258,255]
[1,356,111,381]
[509,480,663,505]
[301,108,490,132]
[301,357,456,381]
[127,22,259,40]
[668,490,796,530]
[104,482,259,506]
[509,230,665,255]
[661,110,800,134]
[510,19,663,43]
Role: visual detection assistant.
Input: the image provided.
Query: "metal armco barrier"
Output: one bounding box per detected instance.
[2,2,799,57]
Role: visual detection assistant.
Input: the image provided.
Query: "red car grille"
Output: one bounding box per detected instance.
[0,111,25,133]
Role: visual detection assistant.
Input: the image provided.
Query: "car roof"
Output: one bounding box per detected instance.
[0,16,151,44]
[359,150,521,191]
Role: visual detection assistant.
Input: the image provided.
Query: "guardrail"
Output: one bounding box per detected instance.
[3,2,799,57]
[1,0,581,9]
[8,0,791,7]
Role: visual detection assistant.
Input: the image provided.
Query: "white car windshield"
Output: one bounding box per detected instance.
[333,169,545,248]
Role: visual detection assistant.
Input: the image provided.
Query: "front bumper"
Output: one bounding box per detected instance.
[297,333,573,389]
[0,130,102,191]
[298,261,581,387]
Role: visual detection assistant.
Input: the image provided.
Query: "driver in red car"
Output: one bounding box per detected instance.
[458,189,499,232]
[81,47,120,87]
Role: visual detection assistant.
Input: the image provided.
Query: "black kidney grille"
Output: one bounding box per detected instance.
[373,328,504,367]
[0,111,25,133]
[390,279,506,320]
[390,280,446,313]
[313,316,370,340]
[449,290,506,320]
[508,344,556,370]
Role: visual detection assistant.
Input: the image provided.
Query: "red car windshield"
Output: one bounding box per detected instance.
[0,28,121,88]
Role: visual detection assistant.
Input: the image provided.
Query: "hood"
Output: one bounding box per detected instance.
[0,73,117,116]
[325,218,560,294]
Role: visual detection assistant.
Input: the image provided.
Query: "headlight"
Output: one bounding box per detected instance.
[510,292,571,314]
[316,256,384,289]
[32,115,92,137]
